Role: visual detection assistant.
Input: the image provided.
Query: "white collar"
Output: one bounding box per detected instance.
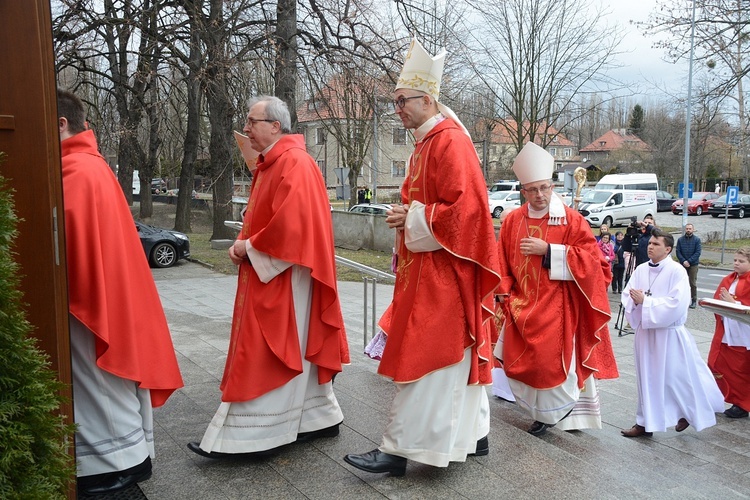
[413,113,443,141]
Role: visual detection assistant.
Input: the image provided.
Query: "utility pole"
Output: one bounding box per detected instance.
[372,89,378,202]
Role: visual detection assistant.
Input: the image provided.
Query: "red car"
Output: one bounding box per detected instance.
[671,192,719,216]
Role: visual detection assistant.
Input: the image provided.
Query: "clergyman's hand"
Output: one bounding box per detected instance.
[629,288,645,305]
[228,240,246,266]
[519,237,548,256]
[386,204,409,229]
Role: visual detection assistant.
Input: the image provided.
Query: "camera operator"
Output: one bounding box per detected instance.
[621,215,656,268]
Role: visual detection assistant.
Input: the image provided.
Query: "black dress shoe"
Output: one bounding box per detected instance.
[725,405,749,418]
[187,441,271,459]
[295,422,340,443]
[528,421,554,436]
[343,449,407,476]
[78,457,152,496]
[470,436,489,456]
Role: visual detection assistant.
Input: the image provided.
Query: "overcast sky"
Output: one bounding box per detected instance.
[603,0,691,100]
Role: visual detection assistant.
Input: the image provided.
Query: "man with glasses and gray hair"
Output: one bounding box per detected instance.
[188,95,349,458]
[343,38,501,476]
[495,143,619,436]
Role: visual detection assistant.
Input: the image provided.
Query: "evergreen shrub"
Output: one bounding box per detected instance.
[0,164,75,498]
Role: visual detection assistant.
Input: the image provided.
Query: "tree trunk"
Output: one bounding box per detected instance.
[205,0,235,240]
[174,9,202,233]
[275,0,298,130]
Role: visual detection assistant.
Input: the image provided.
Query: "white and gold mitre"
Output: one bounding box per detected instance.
[512,142,554,185]
[396,37,446,99]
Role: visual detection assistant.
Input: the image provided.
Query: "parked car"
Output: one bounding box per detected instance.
[553,187,573,201]
[166,188,197,198]
[348,203,392,215]
[488,180,520,193]
[655,190,676,212]
[708,194,750,219]
[488,190,521,218]
[671,192,718,216]
[135,221,190,268]
[151,178,167,194]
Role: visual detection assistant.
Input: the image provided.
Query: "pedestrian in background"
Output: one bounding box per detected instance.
[676,223,701,309]
[612,231,626,294]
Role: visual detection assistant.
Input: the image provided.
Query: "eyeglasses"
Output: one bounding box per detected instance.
[245,117,277,127]
[392,95,423,110]
[521,184,552,194]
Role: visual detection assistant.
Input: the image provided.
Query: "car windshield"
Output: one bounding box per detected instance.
[690,192,708,199]
[582,190,611,203]
[714,195,727,203]
[489,192,511,200]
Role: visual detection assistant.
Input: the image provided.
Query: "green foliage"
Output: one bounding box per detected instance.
[0,169,75,499]
[629,104,644,137]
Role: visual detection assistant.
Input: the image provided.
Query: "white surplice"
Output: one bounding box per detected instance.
[721,279,750,349]
[70,316,153,477]
[622,257,724,432]
[199,250,343,454]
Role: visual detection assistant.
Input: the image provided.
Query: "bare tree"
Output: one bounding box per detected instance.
[641,0,750,190]
[462,0,623,152]
[54,0,163,217]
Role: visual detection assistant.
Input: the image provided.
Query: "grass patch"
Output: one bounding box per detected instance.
[187,236,395,282]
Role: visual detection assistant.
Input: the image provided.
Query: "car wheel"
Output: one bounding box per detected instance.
[602,216,613,228]
[151,242,177,268]
[492,206,503,218]
[711,213,719,218]
[695,206,703,216]
[738,208,745,219]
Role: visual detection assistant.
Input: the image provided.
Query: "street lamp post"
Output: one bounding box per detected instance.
[681,0,697,229]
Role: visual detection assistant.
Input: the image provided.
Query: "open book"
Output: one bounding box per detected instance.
[233,131,260,172]
[699,298,750,326]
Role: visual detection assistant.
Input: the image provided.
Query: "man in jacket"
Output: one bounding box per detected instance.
[676,223,701,309]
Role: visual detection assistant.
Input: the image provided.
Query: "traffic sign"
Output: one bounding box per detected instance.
[678,182,694,198]
[727,185,739,204]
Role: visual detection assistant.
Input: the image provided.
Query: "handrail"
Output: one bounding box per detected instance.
[225,220,395,281]
[335,255,395,281]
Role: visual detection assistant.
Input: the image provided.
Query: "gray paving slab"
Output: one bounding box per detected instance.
[135,261,750,500]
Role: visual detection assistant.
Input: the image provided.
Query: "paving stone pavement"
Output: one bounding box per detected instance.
[139,261,750,500]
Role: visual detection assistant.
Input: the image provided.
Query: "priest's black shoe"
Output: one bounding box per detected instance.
[527,421,553,436]
[724,405,749,418]
[295,422,340,443]
[469,436,489,456]
[77,457,152,496]
[188,441,235,458]
[343,449,407,476]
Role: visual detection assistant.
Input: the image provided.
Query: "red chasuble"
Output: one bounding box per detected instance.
[62,130,183,407]
[220,134,349,402]
[498,204,618,390]
[377,119,501,385]
[708,271,750,410]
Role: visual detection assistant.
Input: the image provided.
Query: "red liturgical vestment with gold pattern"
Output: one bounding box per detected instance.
[378,119,501,385]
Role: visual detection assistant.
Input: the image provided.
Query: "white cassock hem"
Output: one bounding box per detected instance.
[379,348,489,467]
[199,264,344,454]
[70,316,153,477]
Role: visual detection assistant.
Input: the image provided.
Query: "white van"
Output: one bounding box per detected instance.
[595,173,658,191]
[489,181,520,193]
[578,189,657,228]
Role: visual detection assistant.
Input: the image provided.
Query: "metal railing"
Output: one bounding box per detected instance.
[334,256,395,348]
